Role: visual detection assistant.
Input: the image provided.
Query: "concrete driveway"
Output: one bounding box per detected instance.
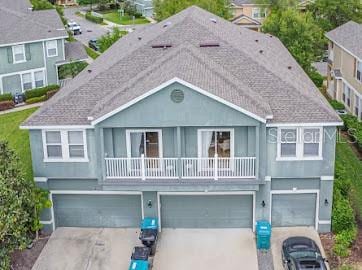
[271,227,329,270]
[32,227,139,270]
[153,229,258,270]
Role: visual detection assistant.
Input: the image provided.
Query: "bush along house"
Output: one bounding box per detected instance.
[21,6,342,233]
[0,0,87,104]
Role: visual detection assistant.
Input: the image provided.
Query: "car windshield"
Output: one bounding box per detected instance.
[68,22,78,27]
[290,251,318,259]
[298,260,326,270]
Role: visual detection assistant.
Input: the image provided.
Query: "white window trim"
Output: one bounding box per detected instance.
[46,40,58,57]
[197,128,235,158]
[251,7,266,19]
[42,130,88,162]
[12,44,26,64]
[125,129,163,158]
[276,127,323,161]
[356,60,362,83]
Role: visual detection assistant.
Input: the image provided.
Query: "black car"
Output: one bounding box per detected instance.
[88,39,100,51]
[282,237,328,270]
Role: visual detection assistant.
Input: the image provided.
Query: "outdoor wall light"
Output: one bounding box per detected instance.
[261,200,266,208]
[324,199,329,206]
[147,200,153,208]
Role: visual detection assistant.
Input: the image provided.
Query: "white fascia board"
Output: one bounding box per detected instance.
[321,176,334,181]
[0,36,68,48]
[91,77,267,125]
[266,122,343,127]
[20,125,94,130]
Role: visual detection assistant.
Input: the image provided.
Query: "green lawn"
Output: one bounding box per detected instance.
[336,137,362,219]
[101,11,149,25]
[0,107,38,181]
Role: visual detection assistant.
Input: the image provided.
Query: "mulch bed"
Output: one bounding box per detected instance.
[320,221,362,269]
[10,234,50,270]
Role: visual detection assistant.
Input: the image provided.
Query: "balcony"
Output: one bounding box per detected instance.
[104,155,256,181]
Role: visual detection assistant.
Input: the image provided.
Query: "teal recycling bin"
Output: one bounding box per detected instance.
[256,220,271,250]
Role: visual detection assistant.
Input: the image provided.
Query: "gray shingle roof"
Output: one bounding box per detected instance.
[0,0,67,46]
[326,21,362,60]
[57,41,88,64]
[23,6,340,127]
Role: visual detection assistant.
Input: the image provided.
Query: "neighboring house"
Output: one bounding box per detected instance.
[21,6,341,233]
[128,0,153,17]
[0,0,86,96]
[231,0,267,31]
[326,21,362,119]
[230,0,313,30]
[53,0,77,6]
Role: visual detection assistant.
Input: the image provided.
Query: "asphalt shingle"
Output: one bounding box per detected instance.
[23,6,340,127]
[326,21,362,60]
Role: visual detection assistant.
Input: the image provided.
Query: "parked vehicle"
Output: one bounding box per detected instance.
[67,21,82,35]
[88,39,99,51]
[282,237,328,270]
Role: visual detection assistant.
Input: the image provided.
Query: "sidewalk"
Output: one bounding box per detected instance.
[0,102,43,115]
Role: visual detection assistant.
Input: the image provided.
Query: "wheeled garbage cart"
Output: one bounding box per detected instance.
[256,220,271,250]
[139,218,158,255]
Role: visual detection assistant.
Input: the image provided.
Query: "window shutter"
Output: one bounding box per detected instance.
[7,47,13,63]
[25,44,31,61]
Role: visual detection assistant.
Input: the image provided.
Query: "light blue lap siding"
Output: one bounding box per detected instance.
[53,194,142,228]
[160,195,253,228]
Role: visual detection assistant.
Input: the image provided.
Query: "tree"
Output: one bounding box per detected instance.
[262,8,325,74]
[0,141,50,269]
[98,27,127,53]
[153,0,231,21]
[308,0,362,32]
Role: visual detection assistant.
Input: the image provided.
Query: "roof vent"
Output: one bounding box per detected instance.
[200,42,220,48]
[163,22,172,28]
[152,44,172,49]
[269,35,273,38]
[255,39,259,42]
[87,69,92,73]
[138,36,142,40]
[210,18,217,23]
[288,66,292,70]
[259,50,263,54]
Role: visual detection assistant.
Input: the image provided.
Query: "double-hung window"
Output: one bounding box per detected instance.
[252,8,266,19]
[343,83,351,107]
[356,60,362,83]
[13,44,26,63]
[278,127,322,160]
[21,73,32,91]
[34,70,45,88]
[46,40,58,57]
[43,130,87,161]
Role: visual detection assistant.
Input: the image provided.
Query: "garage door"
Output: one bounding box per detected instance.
[271,193,317,227]
[160,195,253,228]
[53,194,142,228]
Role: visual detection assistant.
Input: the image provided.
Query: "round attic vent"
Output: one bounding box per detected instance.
[170,89,184,103]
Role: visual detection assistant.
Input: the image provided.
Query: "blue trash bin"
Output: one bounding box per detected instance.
[256,220,271,250]
[140,218,159,255]
[128,260,149,270]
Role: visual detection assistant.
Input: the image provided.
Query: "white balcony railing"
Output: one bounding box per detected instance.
[105,155,256,180]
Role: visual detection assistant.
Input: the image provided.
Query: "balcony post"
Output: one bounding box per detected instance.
[176,126,182,180]
[141,154,146,181]
[214,153,218,180]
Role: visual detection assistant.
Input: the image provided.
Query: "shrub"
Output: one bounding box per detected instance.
[85,12,104,24]
[330,100,345,110]
[0,100,15,111]
[308,69,324,87]
[0,141,50,268]
[46,89,59,100]
[24,85,60,100]
[58,61,88,80]
[25,95,47,104]
[332,191,356,234]
[98,27,127,53]
[84,45,100,59]
[333,228,357,257]
[30,0,53,10]
[0,93,12,102]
